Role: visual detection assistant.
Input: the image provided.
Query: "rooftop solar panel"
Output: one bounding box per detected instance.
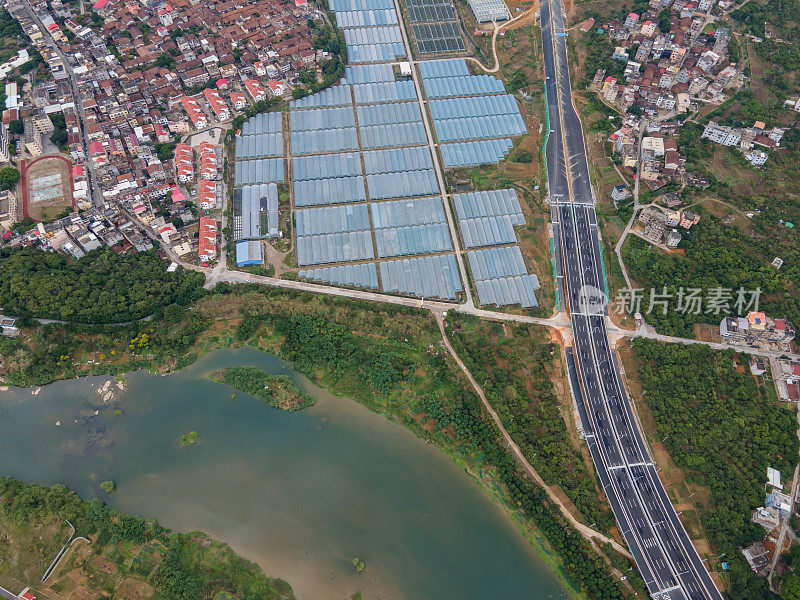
[412,22,465,54]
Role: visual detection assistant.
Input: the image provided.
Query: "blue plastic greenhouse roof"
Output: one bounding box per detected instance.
[295,204,371,237]
[362,146,434,174]
[299,263,380,290]
[440,139,513,168]
[466,0,510,22]
[235,133,283,159]
[335,8,398,27]
[292,152,363,181]
[240,112,282,136]
[357,102,423,126]
[429,94,521,119]
[453,188,524,225]
[234,158,284,186]
[293,176,367,207]
[291,128,360,154]
[290,106,356,131]
[297,231,375,266]
[374,222,452,258]
[379,254,462,300]
[353,81,417,104]
[459,214,518,248]
[433,114,527,142]
[370,196,445,228]
[418,59,470,79]
[370,196,452,258]
[344,64,395,84]
[290,85,353,110]
[423,74,507,98]
[330,0,395,11]
[366,170,438,199]
[467,246,528,280]
[359,122,428,148]
[235,183,278,241]
[343,26,403,45]
[348,42,406,63]
[475,276,539,307]
[236,241,262,266]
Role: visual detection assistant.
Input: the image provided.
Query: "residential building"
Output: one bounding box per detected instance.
[720,312,796,348]
[198,216,217,262]
[701,121,742,146]
[0,189,17,229]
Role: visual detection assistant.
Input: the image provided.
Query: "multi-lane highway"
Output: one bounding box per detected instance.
[540,0,725,598]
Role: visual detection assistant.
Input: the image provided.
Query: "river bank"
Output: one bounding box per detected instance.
[0,347,571,600]
[0,287,628,600]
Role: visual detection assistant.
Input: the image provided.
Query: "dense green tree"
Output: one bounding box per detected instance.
[783,573,800,600]
[633,340,798,600]
[0,247,206,323]
[0,166,19,190]
[9,118,23,135]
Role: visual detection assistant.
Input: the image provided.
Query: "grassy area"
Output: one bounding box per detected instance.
[211,367,315,410]
[0,478,296,600]
[447,313,616,533]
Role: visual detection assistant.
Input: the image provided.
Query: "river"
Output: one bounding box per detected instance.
[0,347,569,600]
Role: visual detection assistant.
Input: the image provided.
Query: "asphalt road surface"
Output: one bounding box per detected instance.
[541,0,725,597]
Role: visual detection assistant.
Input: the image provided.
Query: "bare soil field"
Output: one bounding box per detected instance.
[22,155,73,221]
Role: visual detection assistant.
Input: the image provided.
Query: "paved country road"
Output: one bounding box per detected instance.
[0,586,19,600]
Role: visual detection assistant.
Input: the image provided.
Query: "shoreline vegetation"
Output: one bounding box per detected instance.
[210,367,315,411]
[0,477,296,600]
[0,278,630,600]
[180,430,199,447]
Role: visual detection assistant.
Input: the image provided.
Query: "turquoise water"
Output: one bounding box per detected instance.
[0,347,569,600]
